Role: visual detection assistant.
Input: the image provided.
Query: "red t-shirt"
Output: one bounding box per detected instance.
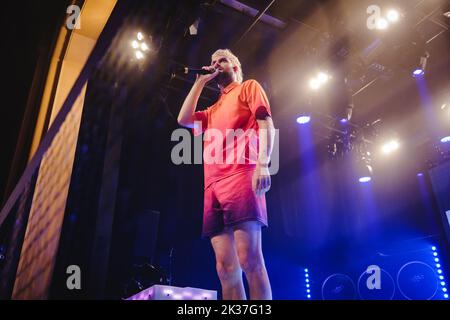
[193,79,272,189]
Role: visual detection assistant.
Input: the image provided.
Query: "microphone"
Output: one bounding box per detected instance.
[171,66,215,76]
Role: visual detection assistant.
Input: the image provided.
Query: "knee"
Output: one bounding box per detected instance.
[238,253,265,275]
[216,260,241,282]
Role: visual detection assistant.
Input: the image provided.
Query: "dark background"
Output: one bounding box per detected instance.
[1,0,449,300]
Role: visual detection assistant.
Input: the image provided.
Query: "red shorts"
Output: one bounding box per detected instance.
[202,169,268,238]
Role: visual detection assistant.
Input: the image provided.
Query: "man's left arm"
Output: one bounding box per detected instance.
[253,116,275,196]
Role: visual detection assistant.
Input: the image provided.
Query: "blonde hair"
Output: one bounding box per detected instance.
[212,49,243,83]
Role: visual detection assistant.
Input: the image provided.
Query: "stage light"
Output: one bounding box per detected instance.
[440,136,450,143]
[131,31,153,61]
[413,53,429,77]
[309,78,320,90]
[297,115,311,124]
[359,173,372,183]
[304,268,311,299]
[135,50,144,60]
[189,18,200,35]
[357,160,373,183]
[376,18,388,30]
[417,173,423,177]
[386,10,399,22]
[381,140,399,154]
[317,72,330,84]
[431,245,447,299]
[341,102,354,123]
[309,72,330,90]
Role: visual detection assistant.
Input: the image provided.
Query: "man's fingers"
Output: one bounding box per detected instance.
[263,178,268,194]
[253,174,271,196]
[259,177,266,192]
[264,176,271,191]
[255,176,262,195]
[202,66,216,72]
[260,176,271,194]
[256,176,262,194]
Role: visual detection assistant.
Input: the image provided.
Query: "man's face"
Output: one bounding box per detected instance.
[210,55,236,85]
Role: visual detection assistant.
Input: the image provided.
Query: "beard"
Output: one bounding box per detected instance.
[214,70,234,87]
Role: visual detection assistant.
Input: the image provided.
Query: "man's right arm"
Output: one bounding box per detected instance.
[177,67,218,128]
[177,80,206,128]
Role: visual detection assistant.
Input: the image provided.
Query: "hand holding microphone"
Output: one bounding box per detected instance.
[171,65,219,84]
[196,66,219,84]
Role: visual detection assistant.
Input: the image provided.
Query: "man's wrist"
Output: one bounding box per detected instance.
[194,78,207,87]
[257,161,270,167]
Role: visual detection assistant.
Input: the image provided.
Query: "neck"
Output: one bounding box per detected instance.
[218,78,234,92]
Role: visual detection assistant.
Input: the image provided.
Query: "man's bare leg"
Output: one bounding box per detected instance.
[211,229,246,300]
[234,221,272,300]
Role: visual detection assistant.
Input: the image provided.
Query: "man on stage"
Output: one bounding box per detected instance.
[177,49,275,300]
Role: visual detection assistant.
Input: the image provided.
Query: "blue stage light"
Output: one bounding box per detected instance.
[413,68,424,76]
[297,116,311,124]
